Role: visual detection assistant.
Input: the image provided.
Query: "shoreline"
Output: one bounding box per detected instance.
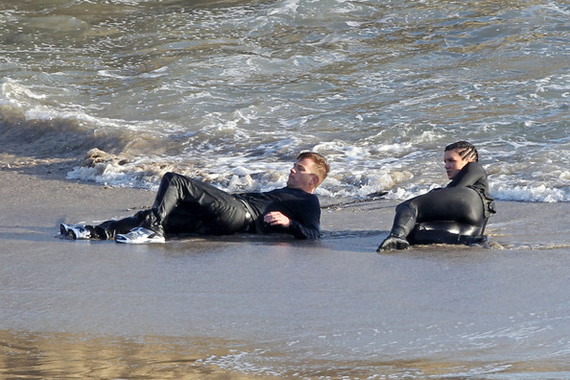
[1,162,569,255]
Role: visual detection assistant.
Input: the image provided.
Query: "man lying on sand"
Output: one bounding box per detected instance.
[60,152,330,244]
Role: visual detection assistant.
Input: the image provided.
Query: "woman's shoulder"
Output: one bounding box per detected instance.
[462,161,488,178]
[464,161,485,171]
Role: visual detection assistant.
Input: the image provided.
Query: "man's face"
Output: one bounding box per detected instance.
[287,157,318,192]
[444,149,471,180]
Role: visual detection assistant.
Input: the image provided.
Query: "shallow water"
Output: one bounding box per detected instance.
[1,0,569,201]
[2,235,569,379]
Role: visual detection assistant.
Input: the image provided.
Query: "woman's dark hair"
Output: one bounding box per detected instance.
[445,141,478,162]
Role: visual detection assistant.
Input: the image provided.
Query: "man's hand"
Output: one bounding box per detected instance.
[263,211,291,228]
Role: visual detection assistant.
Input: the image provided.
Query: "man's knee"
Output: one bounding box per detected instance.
[161,172,197,190]
[162,171,182,183]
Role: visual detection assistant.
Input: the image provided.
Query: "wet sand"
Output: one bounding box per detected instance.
[0,167,569,378]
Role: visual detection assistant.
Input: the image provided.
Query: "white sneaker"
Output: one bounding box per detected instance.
[60,223,91,240]
[115,227,165,244]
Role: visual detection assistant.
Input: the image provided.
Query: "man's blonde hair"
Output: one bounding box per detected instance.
[297,152,330,188]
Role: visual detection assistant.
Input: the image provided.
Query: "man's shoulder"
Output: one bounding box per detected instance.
[261,188,320,205]
[271,187,319,198]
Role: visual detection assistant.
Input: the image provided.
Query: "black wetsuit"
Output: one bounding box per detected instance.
[389,162,496,245]
[91,172,321,240]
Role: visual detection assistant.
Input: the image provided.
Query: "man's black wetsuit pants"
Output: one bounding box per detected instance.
[92,172,250,239]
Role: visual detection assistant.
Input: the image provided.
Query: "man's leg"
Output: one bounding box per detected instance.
[143,172,248,235]
[88,210,151,240]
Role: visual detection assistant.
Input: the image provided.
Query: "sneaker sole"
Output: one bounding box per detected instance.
[115,237,165,244]
[60,223,77,240]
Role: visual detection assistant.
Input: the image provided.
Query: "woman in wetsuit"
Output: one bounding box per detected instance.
[377,141,496,251]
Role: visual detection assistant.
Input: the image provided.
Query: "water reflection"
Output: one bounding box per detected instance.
[0,330,253,379]
[1,329,567,379]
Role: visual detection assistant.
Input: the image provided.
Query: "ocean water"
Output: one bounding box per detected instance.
[1,0,568,203]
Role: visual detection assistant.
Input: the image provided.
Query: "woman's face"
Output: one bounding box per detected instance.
[444,149,472,180]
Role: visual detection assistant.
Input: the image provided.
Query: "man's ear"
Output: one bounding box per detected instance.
[310,174,319,188]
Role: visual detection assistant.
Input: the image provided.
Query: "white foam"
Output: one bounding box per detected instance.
[66,160,172,190]
[492,184,569,203]
[267,0,300,16]
[62,138,570,204]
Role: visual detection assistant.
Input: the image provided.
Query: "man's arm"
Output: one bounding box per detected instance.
[288,218,321,239]
[264,211,321,239]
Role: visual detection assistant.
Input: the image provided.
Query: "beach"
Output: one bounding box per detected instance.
[1,164,568,379]
[1,0,568,377]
